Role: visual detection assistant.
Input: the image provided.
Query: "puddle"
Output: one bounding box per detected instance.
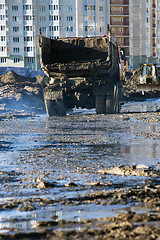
[121,98,160,113]
[0,99,160,234]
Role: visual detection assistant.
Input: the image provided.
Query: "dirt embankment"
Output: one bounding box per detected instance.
[0,70,49,114]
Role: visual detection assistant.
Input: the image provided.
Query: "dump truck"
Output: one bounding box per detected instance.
[136,63,160,94]
[39,27,125,116]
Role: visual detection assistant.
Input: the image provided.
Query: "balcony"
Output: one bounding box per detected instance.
[116,39,129,46]
[113,31,129,36]
[110,20,129,26]
[110,0,129,5]
[110,10,129,16]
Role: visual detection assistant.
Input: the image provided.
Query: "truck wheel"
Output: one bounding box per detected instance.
[45,99,67,117]
[96,95,105,114]
[105,86,120,114]
[113,85,120,113]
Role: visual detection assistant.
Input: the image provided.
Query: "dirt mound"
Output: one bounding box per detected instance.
[0,70,37,84]
[123,68,142,99]
[0,71,49,114]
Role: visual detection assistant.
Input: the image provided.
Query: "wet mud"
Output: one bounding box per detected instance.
[0,100,160,239]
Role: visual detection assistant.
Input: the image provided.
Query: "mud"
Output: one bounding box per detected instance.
[0,70,47,114]
[0,101,160,239]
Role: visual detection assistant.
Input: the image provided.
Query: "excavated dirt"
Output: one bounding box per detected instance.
[0,70,48,114]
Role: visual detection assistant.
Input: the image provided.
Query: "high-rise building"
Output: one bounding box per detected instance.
[0,0,109,71]
[0,0,160,71]
[110,0,160,68]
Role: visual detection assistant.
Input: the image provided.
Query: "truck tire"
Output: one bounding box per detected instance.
[113,85,120,113]
[105,85,120,114]
[96,95,105,114]
[45,99,67,117]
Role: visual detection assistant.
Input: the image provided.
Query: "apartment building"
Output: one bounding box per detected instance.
[110,0,160,68]
[0,0,109,71]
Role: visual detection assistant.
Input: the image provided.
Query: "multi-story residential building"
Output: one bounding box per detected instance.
[110,0,129,60]
[110,0,160,68]
[0,0,160,71]
[0,0,109,71]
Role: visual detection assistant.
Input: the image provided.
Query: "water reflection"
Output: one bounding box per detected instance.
[121,98,160,113]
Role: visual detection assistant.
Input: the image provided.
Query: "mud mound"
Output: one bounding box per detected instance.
[0,71,48,114]
[123,68,142,99]
[0,70,36,84]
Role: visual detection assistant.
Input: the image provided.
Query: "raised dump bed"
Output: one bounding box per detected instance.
[39,28,124,116]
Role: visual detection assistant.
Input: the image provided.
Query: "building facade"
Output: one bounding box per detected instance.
[110,0,160,68]
[0,0,160,71]
[0,0,109,71]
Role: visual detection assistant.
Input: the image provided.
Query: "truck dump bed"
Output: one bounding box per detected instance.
[39,31,117,78]
[39,28,122,116]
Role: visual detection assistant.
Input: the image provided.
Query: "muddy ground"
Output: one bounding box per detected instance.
[0,101,160,239]
[0,70,160,239]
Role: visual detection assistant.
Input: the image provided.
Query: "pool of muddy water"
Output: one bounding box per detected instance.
[0,99,160,233]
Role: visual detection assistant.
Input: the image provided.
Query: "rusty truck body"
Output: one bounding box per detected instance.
[39,28,124,116]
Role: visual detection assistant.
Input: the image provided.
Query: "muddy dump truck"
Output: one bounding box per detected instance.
[136,64,160,95]
[39,28,124,116]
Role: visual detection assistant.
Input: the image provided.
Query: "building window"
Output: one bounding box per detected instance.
[54,16,58,21]
[41,27,46,33]
[24,26,33,31]
[12,16,19,22]
[1,26,5,31]
[23,5,32,11]
[100,27,104,32]
[39,6,45,11]
[0,15,5,20]
[0,5,4,10]
[67,26,73,32]
[12,5,18,11]
[24,36,33,41]
[13,26,19,32]
[24,46,33,52]
[14,58,20,63]
[13,37,19,42]
[23,15,32,21]
[0,47,6,52]
[27,58,33,63]
[1,58,6,63]
[99,6,103,11]
[99,16,104,22]
[49,5,59,10]
[40,16,46,22]
[13,47,19,53]
[67,6,72,11]
[1,36,5,41]
[67,16,73,22]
